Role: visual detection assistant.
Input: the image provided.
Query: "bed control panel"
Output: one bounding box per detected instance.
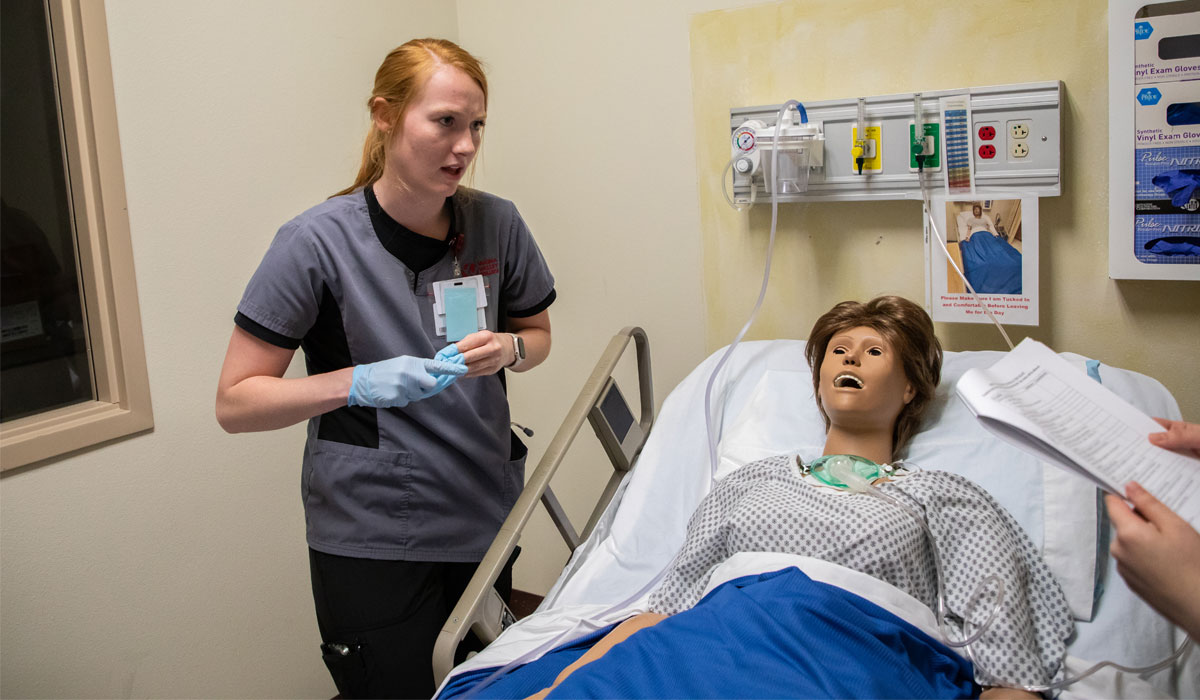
[588,378,644,472]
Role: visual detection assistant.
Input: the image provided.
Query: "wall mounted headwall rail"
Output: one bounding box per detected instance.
[731,80,1063,202]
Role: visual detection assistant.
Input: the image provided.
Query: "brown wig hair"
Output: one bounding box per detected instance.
[803,296,943,455]
[333,38,488,198]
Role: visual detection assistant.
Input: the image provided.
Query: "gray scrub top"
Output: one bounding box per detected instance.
[237,188,555,561]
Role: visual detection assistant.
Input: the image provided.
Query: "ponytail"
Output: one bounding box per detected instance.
[332,121,387,198]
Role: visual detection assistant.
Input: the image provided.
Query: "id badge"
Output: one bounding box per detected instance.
[432,274,487,342]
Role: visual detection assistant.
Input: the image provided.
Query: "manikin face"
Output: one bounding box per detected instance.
[972,204,983,217]
[818,326,915,435]
[375,65,486,200]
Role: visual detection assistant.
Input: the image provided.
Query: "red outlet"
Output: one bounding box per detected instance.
[978,144,996,159]
[978,125,996,141]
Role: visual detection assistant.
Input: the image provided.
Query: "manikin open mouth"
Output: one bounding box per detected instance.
[834,373,864,389]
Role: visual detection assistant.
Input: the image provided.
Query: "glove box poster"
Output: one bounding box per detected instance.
[1110,0,1200,279]
[1134,79,1200,263]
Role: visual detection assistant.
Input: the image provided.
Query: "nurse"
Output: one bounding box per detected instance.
[215,38,555,698]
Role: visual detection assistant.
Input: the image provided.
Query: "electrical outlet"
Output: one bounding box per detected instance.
[978,125,996,141]
[979,144,997,159]
[1011,141,1029,158]
[1009,121,1030,139]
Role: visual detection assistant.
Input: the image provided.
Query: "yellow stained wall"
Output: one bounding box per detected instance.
[692,0,1200,420]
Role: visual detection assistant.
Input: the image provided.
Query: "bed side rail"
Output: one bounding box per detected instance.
[432,326,653,683]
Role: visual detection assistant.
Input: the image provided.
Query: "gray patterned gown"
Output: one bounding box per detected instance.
[647,455,1074,688]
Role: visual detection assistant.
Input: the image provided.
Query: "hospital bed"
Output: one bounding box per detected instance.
[434,328,1198,698]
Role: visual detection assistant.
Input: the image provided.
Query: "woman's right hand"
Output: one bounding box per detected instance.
[217,329,469,433]
[347,351,466,408]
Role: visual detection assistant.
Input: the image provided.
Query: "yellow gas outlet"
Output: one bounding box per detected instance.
[851,125,882,174]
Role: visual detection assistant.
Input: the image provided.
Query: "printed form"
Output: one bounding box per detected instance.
[956,338,1200,530]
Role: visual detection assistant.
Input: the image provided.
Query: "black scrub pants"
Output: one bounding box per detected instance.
[310,548,516,699]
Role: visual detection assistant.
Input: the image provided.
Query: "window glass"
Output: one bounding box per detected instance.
[1,0,95,421]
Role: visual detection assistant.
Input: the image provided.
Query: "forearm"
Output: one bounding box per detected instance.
[216,367,353,433]
[527,613,666,700]
[980,687,1039,699]
[509,326,550,372]
[503,309,551,373]
[1179,603,1200,642]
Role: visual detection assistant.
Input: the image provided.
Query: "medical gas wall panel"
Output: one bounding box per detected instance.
[730,81,1062,204]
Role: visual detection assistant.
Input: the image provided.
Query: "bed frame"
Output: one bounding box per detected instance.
[432,326,654,682]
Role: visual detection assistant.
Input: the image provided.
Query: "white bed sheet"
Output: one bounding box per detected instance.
[445,341,1197,698]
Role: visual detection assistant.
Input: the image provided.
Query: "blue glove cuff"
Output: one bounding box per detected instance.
[347,364,375,407]
[348,355,466,408]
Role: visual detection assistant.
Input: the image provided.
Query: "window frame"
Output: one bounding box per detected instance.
[1,0,152,470]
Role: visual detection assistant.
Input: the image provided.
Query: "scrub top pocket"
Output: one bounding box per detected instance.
[305,439,415,554]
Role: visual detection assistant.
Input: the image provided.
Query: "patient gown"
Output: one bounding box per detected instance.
[648,456,1073,689]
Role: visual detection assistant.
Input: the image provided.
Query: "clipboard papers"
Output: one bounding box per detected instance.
[956,338,1200,530]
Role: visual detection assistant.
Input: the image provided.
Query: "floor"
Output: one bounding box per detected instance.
[510,589,544,619]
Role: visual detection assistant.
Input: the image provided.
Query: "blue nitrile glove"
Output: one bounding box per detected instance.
[1146,236,1200,257]
[347,354,467,408]
[1152,169,1200,208]
[430,344,468,395]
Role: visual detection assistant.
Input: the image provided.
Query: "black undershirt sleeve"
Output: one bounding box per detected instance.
[234,311,302,350]
[506,289,556,318]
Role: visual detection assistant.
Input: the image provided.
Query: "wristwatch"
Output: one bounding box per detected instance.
[507,333,527,369]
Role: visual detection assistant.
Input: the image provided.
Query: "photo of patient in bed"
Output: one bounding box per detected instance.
[946,200,1024,295]
[442,297,1074,699]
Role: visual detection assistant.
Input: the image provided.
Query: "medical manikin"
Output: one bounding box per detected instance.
[478,297,1074,700]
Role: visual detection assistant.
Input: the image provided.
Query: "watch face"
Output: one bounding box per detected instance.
[515,335,526,358]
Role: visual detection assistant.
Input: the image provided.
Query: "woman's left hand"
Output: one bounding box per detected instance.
[1106,481,1200,639]
[456,330,514,378]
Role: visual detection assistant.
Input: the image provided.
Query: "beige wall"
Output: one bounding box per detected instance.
[691,0,1199,420]
[0,2,457,698]
[455,0,760,595]
[472,0,1198,597]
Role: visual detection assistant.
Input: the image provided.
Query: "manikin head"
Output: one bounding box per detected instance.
[804,296,942,457]
[972,203,983,218]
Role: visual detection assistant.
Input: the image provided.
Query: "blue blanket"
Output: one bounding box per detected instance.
[961,233,1022,295]
[441,567,978,699]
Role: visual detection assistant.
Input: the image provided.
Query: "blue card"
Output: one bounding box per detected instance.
[444,286,479,342]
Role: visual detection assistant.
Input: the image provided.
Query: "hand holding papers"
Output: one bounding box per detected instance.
[955,338,1200,530]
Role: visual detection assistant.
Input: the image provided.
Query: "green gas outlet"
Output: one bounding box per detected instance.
[909,123,940,170]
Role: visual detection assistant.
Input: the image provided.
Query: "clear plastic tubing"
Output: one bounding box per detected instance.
[704,99,805,481]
